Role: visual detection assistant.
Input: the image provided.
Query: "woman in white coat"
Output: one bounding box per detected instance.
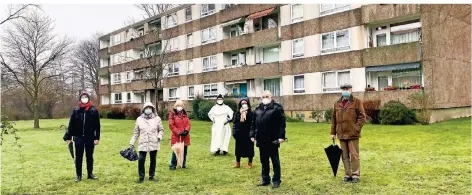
[208,94,234,156]
[129,102,164,183]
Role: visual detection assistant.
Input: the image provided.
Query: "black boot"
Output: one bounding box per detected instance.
[137,178,144,183]
[256,182,270,186]
[75,176,82,182]
[149,177,156,181]
[214,150,220,156]
[87,173,98,180]
[222,151,228,155]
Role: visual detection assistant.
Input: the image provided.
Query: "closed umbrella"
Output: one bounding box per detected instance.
[171,136,185,168]
[324,139,342,177]
[62,125,75,164]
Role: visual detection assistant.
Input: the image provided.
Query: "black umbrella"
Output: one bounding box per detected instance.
[68,142,75,164]
[324,139,342,177]
[120,147,139,161]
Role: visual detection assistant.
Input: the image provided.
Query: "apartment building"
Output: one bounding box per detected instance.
[98,4,471,123]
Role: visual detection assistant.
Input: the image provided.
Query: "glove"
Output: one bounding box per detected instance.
[180,130,189,136]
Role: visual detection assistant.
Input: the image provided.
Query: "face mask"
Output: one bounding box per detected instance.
[176,107,183,111]
[144,108,153,115]
[217,100,223,105]
[80,97,89,104]
[262,98,271,105]
[342,91,351,98]
[242,104,248,109]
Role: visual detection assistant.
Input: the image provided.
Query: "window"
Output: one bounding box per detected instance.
[127,92,131,103]
[204,84,219,98]
[223,4,235,10]
[391,30,420,45]
[114,93,122,103]
[321,29,350,54]
[112,34,121,46]
[114,73,121,84]
[169,88,179,100]
[292,39,304,58]
[322,71,350,92]
[166,13,177,28]
[376,34,387,47]
[167,38,179,51]
[392,70,422,88]
[291,4,303,23]
[293,75,305,93]
[188,86,195,100]
[264,78,280,96]
[187,60,194,73]
[168,63,180,76]
[201,27,216,44]
[185,7,192,21]
[126,72,132,82]
[378,76,389,90]
[320,4,350,16]
[203,55,217,72]
[263,46,280,63]
[201,4,215,17]
[186,33,193,47]
[229,52,246,66]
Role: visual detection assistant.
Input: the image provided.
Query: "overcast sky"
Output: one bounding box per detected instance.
[0,4,145,40]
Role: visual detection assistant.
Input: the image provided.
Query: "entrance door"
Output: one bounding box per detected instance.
[378,76,388,91]
[239,83,247,97]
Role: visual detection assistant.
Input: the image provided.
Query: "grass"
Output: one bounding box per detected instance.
[1,117,471,194]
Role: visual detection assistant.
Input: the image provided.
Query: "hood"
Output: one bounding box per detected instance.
[238,98,251,110]
[142,102,156,112]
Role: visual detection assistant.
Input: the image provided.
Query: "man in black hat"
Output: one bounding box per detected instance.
[63,92,101,182]
[208,94,234,155]
[330,84,365,183]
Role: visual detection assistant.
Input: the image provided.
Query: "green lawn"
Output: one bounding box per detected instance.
[2,118,471,194]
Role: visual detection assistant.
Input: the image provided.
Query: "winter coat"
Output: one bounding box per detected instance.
[168,109,191,146]
[63,106,100,141]
[233,99,254,158]
[129,102,165,152]
[250,100,286,147]
[330,95,366,140]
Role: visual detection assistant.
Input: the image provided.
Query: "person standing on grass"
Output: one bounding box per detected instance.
[330,84,366,183]
[208,94,234,156]
[232,98,254,169]
[168,100,191,170]
[250,90,286,189]
[63,92,100,182]
[129,102,164,183]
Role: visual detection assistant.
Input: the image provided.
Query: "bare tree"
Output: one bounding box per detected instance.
[72,32,102,102]
[0,4,40,26]
[135,4,179,18]
[0,11,73,128]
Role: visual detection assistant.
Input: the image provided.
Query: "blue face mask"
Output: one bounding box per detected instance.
[342,91,351,97]
[144,108,153,115]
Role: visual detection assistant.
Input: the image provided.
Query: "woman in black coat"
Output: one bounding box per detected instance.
[232,98,255,168]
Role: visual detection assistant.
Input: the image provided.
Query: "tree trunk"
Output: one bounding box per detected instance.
[154,89,159,112]
[33,98,40,128]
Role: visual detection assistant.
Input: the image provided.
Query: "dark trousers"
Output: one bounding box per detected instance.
[236,156,253,163]
[138,150,157,179]
[170,146,188,168]
[74,137,95,177]
[259,144,281,183]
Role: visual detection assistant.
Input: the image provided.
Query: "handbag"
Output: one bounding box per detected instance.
[120,147,139,161]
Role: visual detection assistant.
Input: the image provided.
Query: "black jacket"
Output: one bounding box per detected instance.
[250,100,286,146]
[63,106,101,141]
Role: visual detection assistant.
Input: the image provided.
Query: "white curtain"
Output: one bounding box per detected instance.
[337,71,350,86]
[263,46,279,63]
[323,72,336,88]
[170,89,176,98]
[264,78,280,96]
[210,56,217,68]
[336,30,349,47]
[203,58,209,69]
[204,85,210,96]
[187,34,193,45]
[187,60,194,72]
[238,53,246,65]
[377,34,387,47]
[294,76,304,89]
[292,4,303,20]
[268,18,277,29]
[392,70,422,87]
[209,28,216,41]
[391,31,419,45]
[322,33,335,50]
[202,29,209,42]
[293,39,304,56]
[189,87,194,97]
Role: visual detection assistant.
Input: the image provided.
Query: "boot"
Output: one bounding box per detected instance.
[233,162,240,168]
[87,173,98,180]
[137,178,144,183]
[246,162,253,169]
[75,176,82,182]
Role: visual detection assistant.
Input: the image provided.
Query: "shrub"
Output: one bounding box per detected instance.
[188,111,195,120]
[97,105,112,118]
[123,105,141,120]
[310,110,323,123]
[324,108,333,123]
[158,108,170,121]
[380,100,417,125]
[286,116,304,122]
[223,99,238,113]
[197,101,214,121]
[192,95,204,120]
[363,100,381,124]
[408,92,433,125]
[107,106,125,119]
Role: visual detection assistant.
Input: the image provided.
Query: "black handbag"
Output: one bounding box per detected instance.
[120,147,139,161]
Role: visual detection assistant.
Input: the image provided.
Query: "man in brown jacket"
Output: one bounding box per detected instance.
[330,84,366,183]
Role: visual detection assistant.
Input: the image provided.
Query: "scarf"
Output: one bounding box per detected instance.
[79,101,92,112]
[240,107,248,122]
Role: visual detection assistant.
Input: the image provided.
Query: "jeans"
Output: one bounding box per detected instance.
[74,137,95,177]
[259,144,281,183]
[170,146,188,168]
[138,150,157,179]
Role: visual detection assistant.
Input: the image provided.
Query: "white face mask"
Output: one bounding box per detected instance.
[80,97,89,104]
[176,107,183,111]
[144,108,153,115]
[262,98,271,105]
[217,100,223,105]
[242,104,248,109]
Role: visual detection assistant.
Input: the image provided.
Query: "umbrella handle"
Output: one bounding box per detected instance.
[332,139,336,146]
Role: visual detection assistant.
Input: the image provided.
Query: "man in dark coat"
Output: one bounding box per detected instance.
[232,98,254,169]
[330,84,366,183]
[250,90,286,189]
[63,92,101,182]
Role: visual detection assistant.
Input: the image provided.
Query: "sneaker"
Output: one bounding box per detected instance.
[149,177,156,181]
[169,166,176,171]
[352,178,360,183]
[343,177,352,182]
[272,181,282,188]
[137,178,144,183]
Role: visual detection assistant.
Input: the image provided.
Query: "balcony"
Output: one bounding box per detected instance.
[361,4,421,25]
[98,80,154,95]
[220,27,280,53]
[108,31,161,55]
[363,42,420,67]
